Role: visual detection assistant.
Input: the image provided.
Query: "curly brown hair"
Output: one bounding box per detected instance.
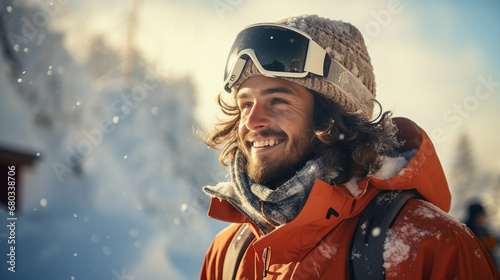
[203,89,401,184]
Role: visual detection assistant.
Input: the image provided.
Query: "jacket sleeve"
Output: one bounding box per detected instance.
[384,199,500,280]
[199,223,241,280]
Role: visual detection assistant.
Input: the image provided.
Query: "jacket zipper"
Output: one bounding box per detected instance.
[263,247,269,278]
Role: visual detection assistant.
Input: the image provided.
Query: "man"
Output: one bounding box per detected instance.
[199,15,500,279]
[465,202,499,268]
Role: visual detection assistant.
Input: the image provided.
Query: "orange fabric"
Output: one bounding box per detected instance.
[200,118,500,279]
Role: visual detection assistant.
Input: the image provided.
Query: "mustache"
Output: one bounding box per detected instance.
[243,129,287,142]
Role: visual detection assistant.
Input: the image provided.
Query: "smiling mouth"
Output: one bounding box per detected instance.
[252,139,284,148]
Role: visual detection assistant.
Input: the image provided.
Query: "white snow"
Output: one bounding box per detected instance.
[384,212,430,272]
[413,205,437,219]
[351,247,362,259]
[205,181,235,199]
[311,259,321,278]
[376,191,400,204]
[382,201,471,276]
[382,220,435,278]
[341,152,413,197]
[351,64,359,76]
[373,155,410,180]
[420,201,463,227]
[344,176,363,197]
[0,1,226,280]
[360,220,368,235]
[318,242,338,259]
[383,228,411,269]
[474,249,482,259]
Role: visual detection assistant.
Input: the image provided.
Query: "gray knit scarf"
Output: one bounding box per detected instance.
[203,150,338,234]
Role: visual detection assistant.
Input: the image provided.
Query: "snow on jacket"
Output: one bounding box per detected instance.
[199,118,500,279]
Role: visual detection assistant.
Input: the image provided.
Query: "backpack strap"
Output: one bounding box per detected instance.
[349,189,422,280]
[222,223,255,280]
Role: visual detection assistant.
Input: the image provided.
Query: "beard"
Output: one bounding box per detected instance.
[239,128,315,188]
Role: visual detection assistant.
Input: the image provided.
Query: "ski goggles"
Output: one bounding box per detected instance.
[223,23,371,99]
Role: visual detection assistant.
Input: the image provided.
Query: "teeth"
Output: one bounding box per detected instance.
[253,139,282,148]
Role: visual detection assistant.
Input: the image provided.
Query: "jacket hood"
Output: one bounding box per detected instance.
[366,118,451,212]
[206,117,451,229]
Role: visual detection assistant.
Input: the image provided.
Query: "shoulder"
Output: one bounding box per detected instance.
[386,198,473,258]
[383,198,499,279]
[393,198,469,237]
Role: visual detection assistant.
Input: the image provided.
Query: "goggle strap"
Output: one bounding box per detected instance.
[304,41,329,76]
[326,59,372,102]
[224,56,248,92]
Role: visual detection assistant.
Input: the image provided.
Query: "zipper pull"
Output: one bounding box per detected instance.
[262,247,269,278]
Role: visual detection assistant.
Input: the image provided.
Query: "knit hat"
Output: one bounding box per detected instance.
[468,202,486,219]
[231,14,376,119]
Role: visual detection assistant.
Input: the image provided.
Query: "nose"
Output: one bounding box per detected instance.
[244,102,271,131]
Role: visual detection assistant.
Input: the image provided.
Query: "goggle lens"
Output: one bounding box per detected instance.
[224,25,310,82]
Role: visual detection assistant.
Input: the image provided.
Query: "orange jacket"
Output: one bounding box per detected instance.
[200,118,500,279]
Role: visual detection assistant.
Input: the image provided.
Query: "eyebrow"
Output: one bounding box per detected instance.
[237,86,294,100]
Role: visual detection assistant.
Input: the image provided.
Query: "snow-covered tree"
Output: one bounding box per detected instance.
[449,133,480,219]
[449,133,498,227]
[0,1,225,279]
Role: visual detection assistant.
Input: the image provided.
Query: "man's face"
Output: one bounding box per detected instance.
[236,76,316,187]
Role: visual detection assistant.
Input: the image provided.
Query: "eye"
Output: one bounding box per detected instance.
[239,102,253,111]
[272,98,288,105]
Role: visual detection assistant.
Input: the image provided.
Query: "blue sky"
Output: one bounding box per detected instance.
[415,1,500,71]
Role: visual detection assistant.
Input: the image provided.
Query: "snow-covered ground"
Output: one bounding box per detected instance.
[0,1,227,279]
